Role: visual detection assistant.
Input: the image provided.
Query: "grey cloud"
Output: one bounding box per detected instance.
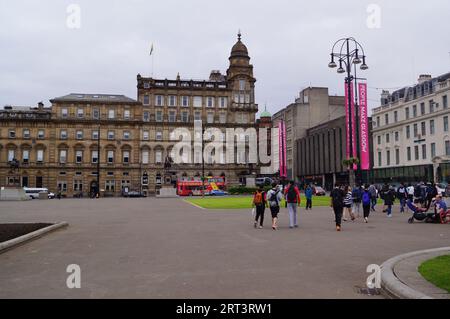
[0,0,449,115]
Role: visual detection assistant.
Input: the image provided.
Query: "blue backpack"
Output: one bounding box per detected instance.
[362,192,371,205]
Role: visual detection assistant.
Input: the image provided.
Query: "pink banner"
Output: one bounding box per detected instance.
[279,121,287,178]
[351,84,356,170]
[359,83,370,170]
[345,83,350,159]
[345,81,357,170]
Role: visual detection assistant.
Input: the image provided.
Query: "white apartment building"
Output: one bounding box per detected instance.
[371,73,450,183]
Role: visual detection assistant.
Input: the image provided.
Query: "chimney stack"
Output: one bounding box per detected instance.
[381,90,390,106]
[418,74,432,84]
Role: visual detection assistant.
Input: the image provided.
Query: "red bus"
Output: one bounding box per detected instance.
[177,177,226,196]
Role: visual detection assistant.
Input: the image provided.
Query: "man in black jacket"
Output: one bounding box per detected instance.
[384,186,395,218]
[330,184,345,232]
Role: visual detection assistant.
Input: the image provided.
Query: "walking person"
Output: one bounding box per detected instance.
[267,182,283,230]
[343,186,356,222]
[330,184,345,231]
[384,186,395,218]
[380,183,389,213]
[352,185,362,218]
[368,184,378,212]
[284,181,301,229]
[362,186,372,223]
[397,183,407,214]
[252,186,268,229]
[426,183,438,210]
[406,184,414,201]
[305,185,313,210]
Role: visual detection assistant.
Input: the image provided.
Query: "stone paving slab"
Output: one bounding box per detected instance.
[0,198,449,299]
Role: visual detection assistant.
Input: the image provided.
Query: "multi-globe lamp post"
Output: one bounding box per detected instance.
[328,37,369,186]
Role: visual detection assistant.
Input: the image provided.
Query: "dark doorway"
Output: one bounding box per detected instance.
[22,176,29,187]
[90,181,99,197]
[36,176,43,188]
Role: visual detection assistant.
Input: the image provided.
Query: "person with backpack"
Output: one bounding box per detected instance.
[352,185,362,218]
[397,183,407,214]
[362,185,372,223]
[252,186,268,229]
[284,181,301,229]
[330,184,345,231]
[305,185,313,210]
[267,182,283,230]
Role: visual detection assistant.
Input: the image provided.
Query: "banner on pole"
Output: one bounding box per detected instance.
[345,81,357,170]
[358,83,370,170]
[278,121,287,178]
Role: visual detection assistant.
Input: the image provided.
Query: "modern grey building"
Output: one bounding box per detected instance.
[295,116,374,190]
[272,87,345,180]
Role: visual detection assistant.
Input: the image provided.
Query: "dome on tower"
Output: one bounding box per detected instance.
[230,32,249,58]
[260,110,272,118]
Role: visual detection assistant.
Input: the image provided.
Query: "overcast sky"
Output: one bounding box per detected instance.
[1,0,449,116]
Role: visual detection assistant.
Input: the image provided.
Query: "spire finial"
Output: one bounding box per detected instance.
[238,29,241,41]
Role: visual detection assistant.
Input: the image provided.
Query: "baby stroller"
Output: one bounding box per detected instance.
[406,200,440,224]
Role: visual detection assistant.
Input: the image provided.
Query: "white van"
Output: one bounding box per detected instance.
[23,187,55,199]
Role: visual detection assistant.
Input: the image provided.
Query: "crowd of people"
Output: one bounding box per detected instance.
[251,181,450,232]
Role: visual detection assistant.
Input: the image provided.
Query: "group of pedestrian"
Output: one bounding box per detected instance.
[330,184,374,231]
[253,180,448,232]
[252,180,301,231]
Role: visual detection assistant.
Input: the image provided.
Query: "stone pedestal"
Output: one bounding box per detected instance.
[156,186,178,198]
[0,187,30,201]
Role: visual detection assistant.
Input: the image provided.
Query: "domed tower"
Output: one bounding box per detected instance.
[227,32,257,119]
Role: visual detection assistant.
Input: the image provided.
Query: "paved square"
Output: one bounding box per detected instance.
[0,198,449,298]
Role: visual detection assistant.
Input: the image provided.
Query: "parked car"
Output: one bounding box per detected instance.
[255,177,273,187]
[209,190,228,196]
[123,191,146,198]
[312,186,326,196]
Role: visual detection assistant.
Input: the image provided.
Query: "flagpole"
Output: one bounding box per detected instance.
[150,43,154,78]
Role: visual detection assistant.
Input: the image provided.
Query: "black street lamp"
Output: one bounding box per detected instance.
[96,119,101,198]
[329,37,369,186]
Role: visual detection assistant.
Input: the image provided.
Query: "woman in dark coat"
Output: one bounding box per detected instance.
[383,186,395,218]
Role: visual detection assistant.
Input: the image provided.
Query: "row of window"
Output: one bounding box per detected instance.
[6,148,248,166]
[149,110,229,123]
[375,95,448,127]
[377,141,450,167]
[58,108,239,124]
[7,149,44,163]
[144,95,229,108]
[58,130,131,140]
[60,108,131,120]
[375,116,449,145]
[7,129,45,139]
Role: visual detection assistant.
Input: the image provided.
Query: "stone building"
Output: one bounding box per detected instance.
[371,73,450,184]
[0,34,261,196]
[135,33,259,192]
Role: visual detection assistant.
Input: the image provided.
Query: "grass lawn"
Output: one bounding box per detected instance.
[186,195,332,210]
[418,255,450,293]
